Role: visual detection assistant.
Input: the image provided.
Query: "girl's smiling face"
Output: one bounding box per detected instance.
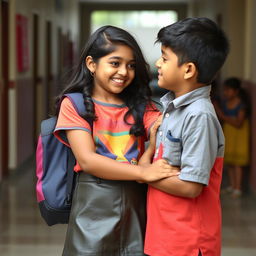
[87,44,136,100]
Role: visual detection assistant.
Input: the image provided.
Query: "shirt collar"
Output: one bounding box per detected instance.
[160,85,212,111]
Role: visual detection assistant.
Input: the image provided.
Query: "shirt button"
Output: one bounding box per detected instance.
[159,131,163,136]
[165,113,170,118]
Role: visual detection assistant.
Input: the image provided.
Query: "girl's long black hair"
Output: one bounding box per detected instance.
[55,25,153,136]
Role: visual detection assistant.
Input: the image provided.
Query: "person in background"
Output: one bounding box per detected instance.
[215,77,250,198]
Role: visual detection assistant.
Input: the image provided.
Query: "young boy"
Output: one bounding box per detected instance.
[141,17,229,256]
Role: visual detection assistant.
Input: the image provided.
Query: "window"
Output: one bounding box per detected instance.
[91,10,178,72]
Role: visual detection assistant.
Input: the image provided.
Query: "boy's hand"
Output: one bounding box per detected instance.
[149,115,163,150]
[139,159,180,183]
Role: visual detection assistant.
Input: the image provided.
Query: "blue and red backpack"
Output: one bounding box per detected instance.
[35,93,92,226]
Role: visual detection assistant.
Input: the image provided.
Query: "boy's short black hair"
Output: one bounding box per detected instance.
[157,17,229,84]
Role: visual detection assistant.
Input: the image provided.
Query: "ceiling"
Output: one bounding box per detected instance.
[79,0,188,3]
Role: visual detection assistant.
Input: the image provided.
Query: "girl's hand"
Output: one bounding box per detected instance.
[149,115,163,150]
[139,159,180,183]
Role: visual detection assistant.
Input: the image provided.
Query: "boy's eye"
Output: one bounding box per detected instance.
[162,56,167,62]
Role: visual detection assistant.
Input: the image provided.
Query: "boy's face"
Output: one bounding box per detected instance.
[155,46,185,94]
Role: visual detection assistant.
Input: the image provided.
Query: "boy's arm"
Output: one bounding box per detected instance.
[149,176,203,198]
[149,112,220,198]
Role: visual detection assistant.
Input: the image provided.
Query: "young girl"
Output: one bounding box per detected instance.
[216,77,250,198]
[54,25,177,256]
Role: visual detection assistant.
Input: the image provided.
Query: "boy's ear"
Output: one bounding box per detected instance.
[183,62,197,80]
[85,56,96,73]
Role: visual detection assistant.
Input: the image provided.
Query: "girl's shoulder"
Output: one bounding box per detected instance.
[59,97,76,112]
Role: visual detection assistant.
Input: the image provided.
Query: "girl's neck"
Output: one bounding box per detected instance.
[92,93,124,105]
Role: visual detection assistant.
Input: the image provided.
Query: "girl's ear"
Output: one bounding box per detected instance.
[85,56,96,73]
[183,62,197,80]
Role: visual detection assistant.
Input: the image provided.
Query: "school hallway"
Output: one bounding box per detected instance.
[1,0,256,256]
[0,159,255,256]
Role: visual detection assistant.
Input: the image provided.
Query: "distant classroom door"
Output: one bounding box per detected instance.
[1,0,9,177]
[45,20,53,115]
[32,13,39,146]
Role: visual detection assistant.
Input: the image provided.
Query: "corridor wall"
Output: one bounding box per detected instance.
[0,0,80,180]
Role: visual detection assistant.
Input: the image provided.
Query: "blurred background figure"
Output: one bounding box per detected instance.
[215,77,250,198]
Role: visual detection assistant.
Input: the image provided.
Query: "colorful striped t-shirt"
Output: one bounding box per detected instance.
[54,97,160,171]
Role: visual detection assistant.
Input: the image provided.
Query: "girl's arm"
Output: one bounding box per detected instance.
[66,129,178,182]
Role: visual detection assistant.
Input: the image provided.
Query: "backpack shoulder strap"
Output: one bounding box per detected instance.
[63,93,93,128]
[64,93,85,116]
[41,116,57,136]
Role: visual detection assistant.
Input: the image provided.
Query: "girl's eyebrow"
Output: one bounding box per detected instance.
[108,56,135,62]
[108,56,122,60]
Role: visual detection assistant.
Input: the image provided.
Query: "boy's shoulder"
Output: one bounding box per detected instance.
[186,97,214,114]
[181,98,222,132]
[174,85,214,115]
[171,84,208,102]
[183,98,219,125]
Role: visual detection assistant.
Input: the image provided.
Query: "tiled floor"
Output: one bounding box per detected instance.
[0,161,256,256]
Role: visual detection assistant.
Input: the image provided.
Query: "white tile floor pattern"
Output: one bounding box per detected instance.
[0,161,256,256]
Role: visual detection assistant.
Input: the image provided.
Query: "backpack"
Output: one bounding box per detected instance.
[35,93,92,226]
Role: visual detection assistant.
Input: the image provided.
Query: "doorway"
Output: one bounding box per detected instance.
[45,20,53,115]
[1,0,9,178]
[32,13,39,145]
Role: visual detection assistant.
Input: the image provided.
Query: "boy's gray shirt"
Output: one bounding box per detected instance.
[155,85,225,185]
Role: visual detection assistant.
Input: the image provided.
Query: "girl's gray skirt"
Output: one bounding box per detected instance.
[62,172,147,256]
